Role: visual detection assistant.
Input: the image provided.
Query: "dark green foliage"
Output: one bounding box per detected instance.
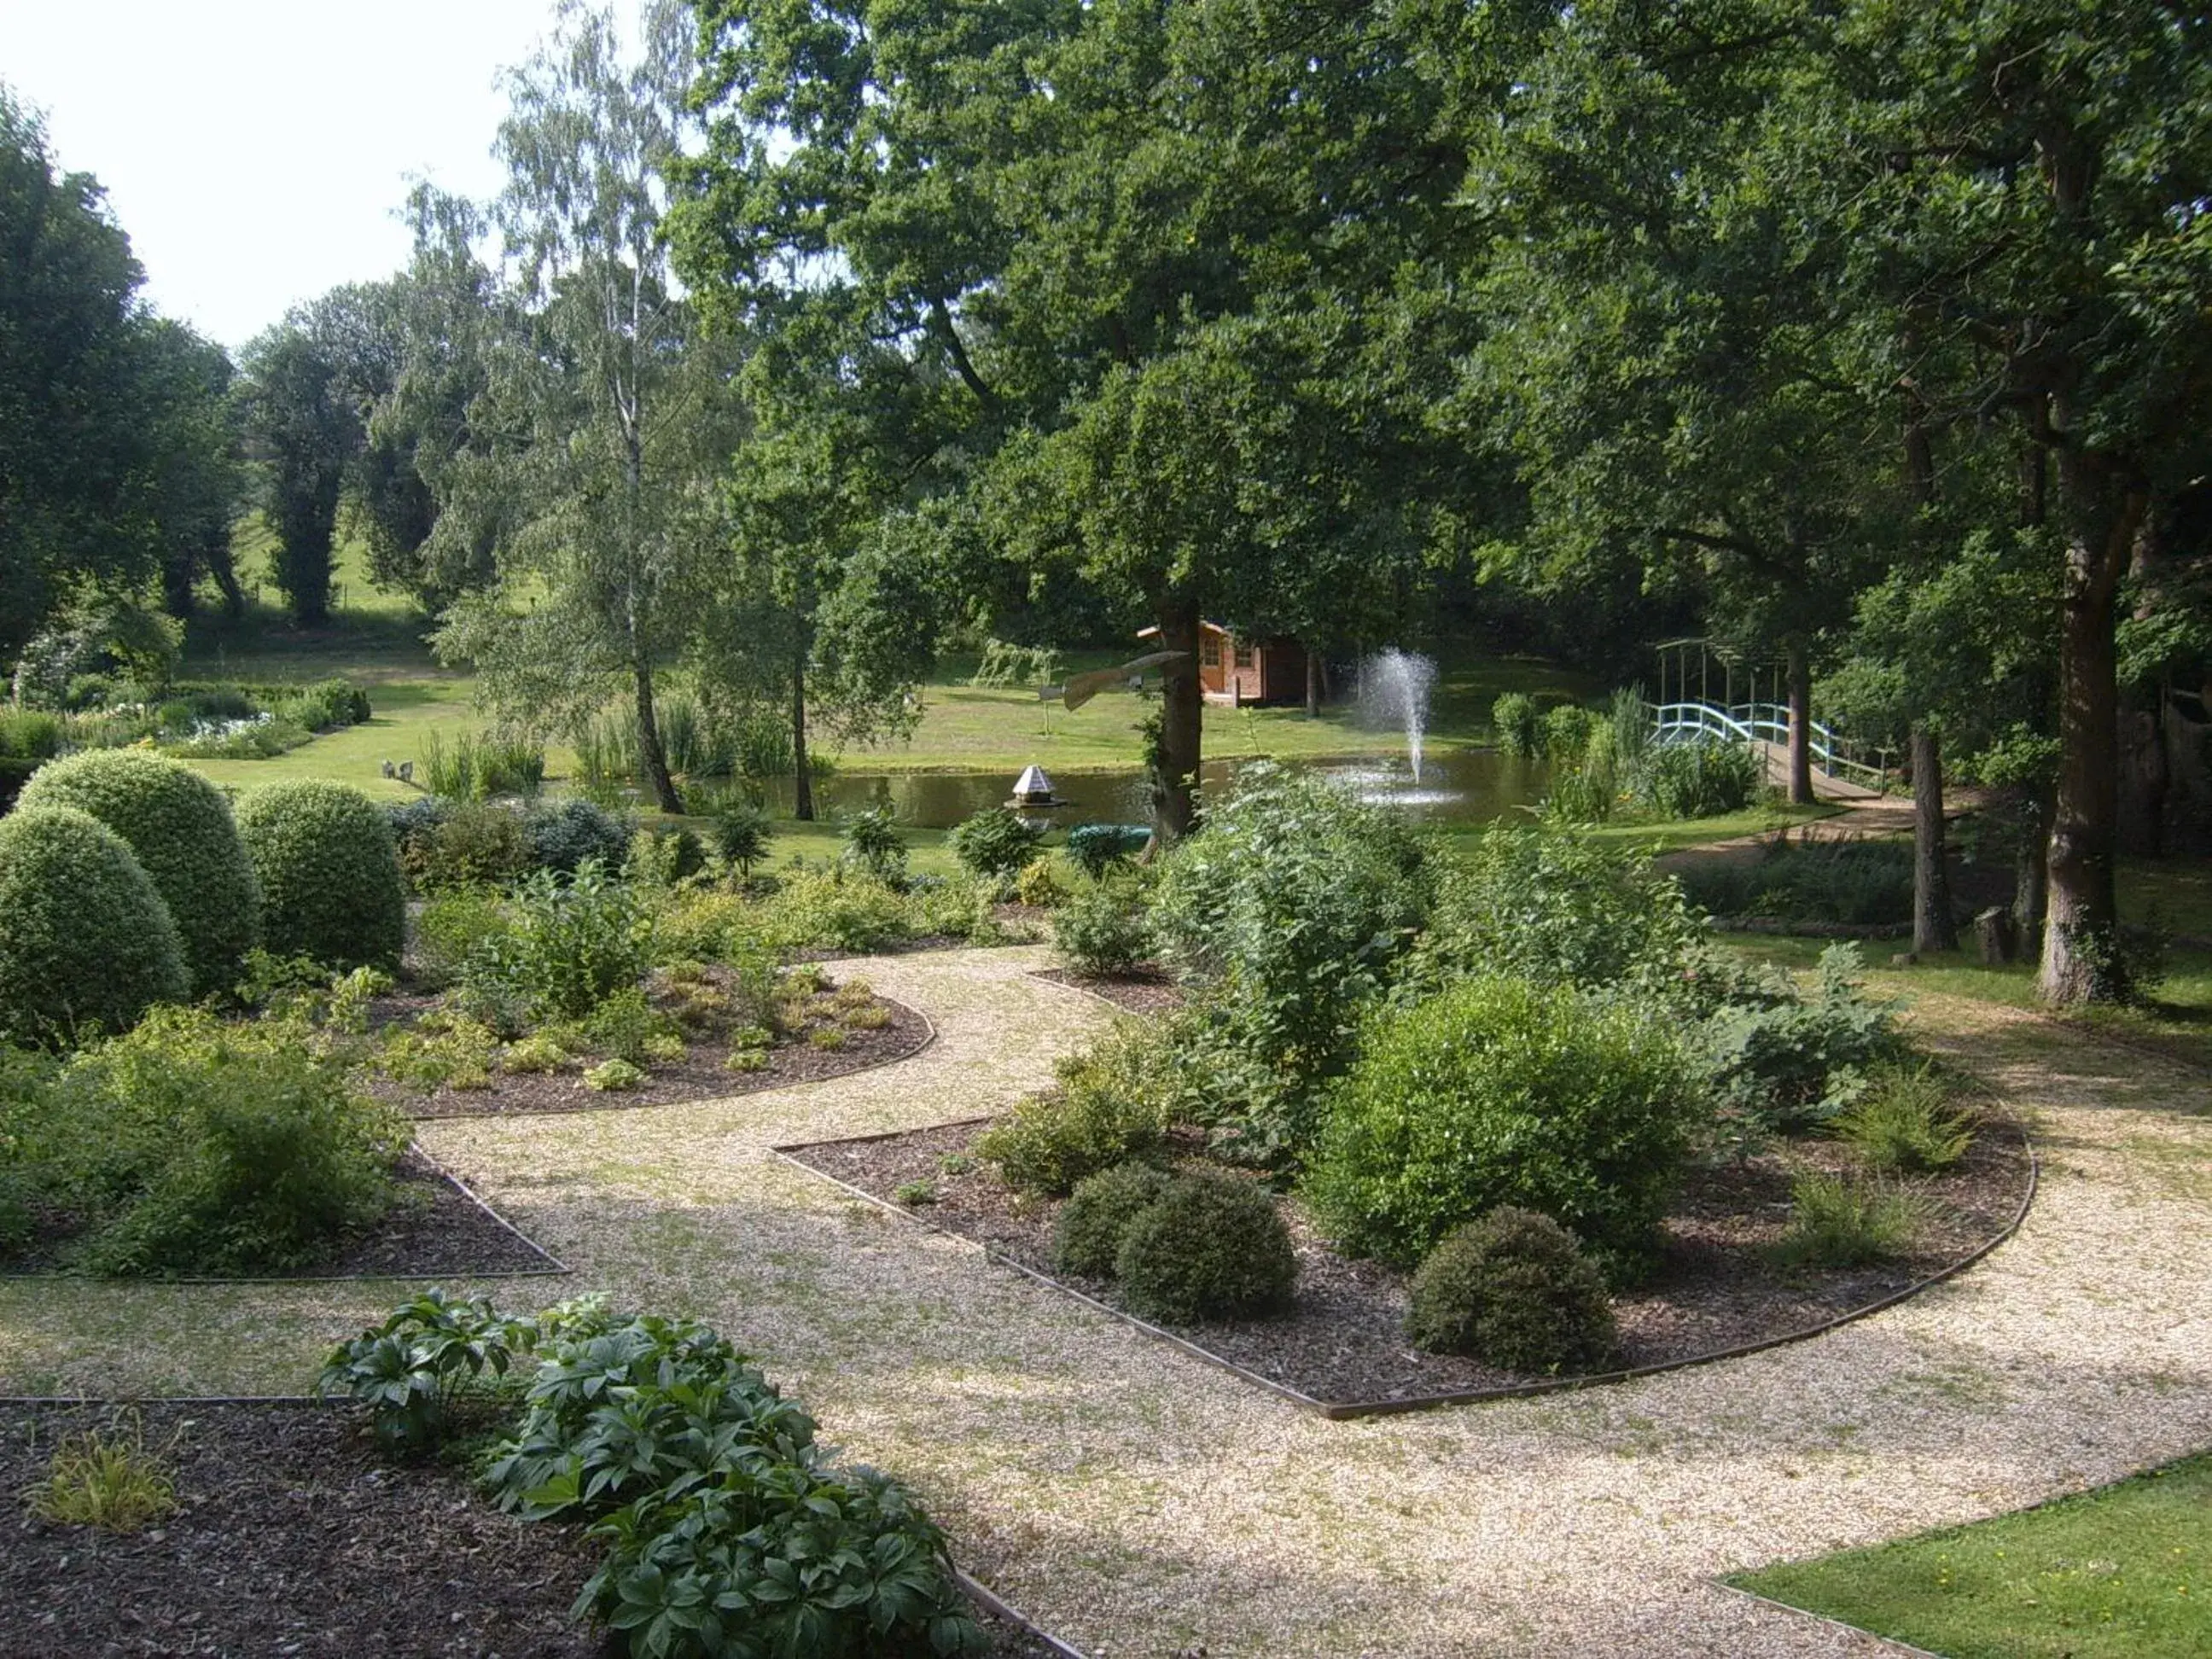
[1773,1172,1923,1271]
[317,1289,542,1454]
[466,863,652,1023]
[1114,1170,1298,1324]
[1064,823,1150,879]
[17,748,260,997]
[1052,871,1150,976]
[838,806,909,885]
[1406,823,1704,1000]
[1051,1161,1172,1279]
[704,798,771,876]
[1150,763,1430,1163]
[975,1020,1174,1196]
[1699,944,1905,1132]
[1405,1208,1617,1373]
[1541,704,1597,761]
[1307,976,1701,1273]
[1638,740,1762,819]
[235,781,407,971]
[0,711,64,760]
[403,801,534,894]
[1676,839,1915,925]
[628,824,707,886]
[1491,692,1542,758]
[526,797,636,876]
[276,678,372,731]
[946,806,1045,882]
[1831,1065,1975,1174]
[0,806,188,1045]
[3,1007,405,1273]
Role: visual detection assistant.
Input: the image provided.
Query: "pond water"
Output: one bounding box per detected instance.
[750,747,1553,830]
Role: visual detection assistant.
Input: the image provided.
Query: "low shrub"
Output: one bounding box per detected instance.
[465,862,652,1022]
[754,866,912,953]
[411,888,510,988]
[837,806,908,885]
[235,781,407,972]
[975,1020,1176,1196]
[1115,1170,1298,1323]
[407,802,534,894]
[277,677,372,731]
[317,1289,540,1453]
[17,748,261,998]
[1064,822,1150,879]
[375,1018,499,1092]
[1677,838,1916,926]
[25,1416,178,1532]
[9,1007,405,1274]
[625,824,706,887]
[1051,1161,1172,1278]
[1015,854,1068,909]
[1306,975,1702,1274]
[500,1034,571,1074]
[1405,1208,1616,1372]
[1831,1064,1975,1173]
[1053,871,1151,976]
[1491,691,1542,759]
[1700,943,1905,1132]
[704,798,772,876]
[579,987,679,1065]
[1772,1171,1924,1269]
[1638,739,1763,819]
[0,806,189,1045]
[948,806,1045,882]
[582,1058,644,1091]
[524,798,633,877]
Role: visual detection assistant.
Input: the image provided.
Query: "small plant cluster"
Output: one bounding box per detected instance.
[1051,1161,1299,1323]
[1051,869,1151,976]
[1676,838,1916,926]
[946,806,1045,886]
[24,1412,181,1533]
[8,669,372,765]
[1517,692,1762,824]
[0,1007,406,1273]
[1405,1208,1617,1373]
[389,795,637,894]
[975,1019,1175,1196]
[1769,1064,1980,1271]
[571,694,795,802]
[321,1295,986,1659]
[419,729,547,801]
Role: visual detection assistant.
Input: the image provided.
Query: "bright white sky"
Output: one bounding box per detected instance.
[0,1,572,350]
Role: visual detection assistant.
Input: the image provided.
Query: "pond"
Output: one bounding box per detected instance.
[749,747,1554,830]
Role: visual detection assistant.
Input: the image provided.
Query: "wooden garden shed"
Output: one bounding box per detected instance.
[1137,620,1307,707]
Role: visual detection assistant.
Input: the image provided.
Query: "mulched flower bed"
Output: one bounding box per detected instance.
[380,993,932,1121]
[0,1149,561,1281]
[0,1401,1062,1658]
[1028,965,1186,1016]
[784,1116,2034,1412]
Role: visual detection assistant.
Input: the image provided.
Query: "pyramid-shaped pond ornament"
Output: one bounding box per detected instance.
[1009,764,1060,806]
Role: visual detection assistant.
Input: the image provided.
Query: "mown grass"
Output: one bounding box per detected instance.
[1729,1450,2212,1659]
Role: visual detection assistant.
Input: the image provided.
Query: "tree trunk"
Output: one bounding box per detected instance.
[2036,471,2143,1004]
[2013,785,2052,944]
[1912,725,1957,955]
[634,658,682,814]
[1785,642,1814,806]
[1304,644,1322,718]
[790,647,813,823]
[1150,597,1203,844]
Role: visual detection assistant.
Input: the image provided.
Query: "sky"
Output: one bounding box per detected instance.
[0,1,572,350]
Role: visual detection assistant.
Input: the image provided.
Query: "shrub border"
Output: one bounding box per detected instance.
[0,1142,571,1285]
[772,1119,2039,1422]
[0,1393,1088,1656]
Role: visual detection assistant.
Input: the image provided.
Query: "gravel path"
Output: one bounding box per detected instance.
[2,948,2205,1657]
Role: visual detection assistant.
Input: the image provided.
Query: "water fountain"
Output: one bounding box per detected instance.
[1359,648,1440,784]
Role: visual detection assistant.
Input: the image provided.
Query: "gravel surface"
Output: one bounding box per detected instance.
[2,949,2205,1658]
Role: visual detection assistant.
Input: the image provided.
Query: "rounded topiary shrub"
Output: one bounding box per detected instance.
[1051,1161,1172,1279]
[0,806,189,1044]
[1406,1208,1617,1373]
[18,748,260,996]
[1304,975,1700,1274]
[1115,1169,1297,1323]
[234,781,405,971]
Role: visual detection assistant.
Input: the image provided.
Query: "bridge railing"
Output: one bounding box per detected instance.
[1649,701,1890,788]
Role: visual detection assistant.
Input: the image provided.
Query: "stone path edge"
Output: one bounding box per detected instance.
[772,1120,2040,1422]
[0,1141,573,1288]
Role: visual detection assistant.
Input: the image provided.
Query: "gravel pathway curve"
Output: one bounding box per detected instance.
[2,948,2205,1657]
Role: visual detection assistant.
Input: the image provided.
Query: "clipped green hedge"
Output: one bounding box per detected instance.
[0,805,188,1044]
[1115,1169,1298,1323]
[19,748,260,995]
[235,780,405,971]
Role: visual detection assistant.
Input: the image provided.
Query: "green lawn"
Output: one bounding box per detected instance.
[1729,1452,2212,1659]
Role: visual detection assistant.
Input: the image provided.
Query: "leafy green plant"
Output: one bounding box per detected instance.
[235,780,408,972]
[1015,854,1068,909]
[1052,870,1151,976]
[894,1179,936,1206]
[1115,1169,1298,1323]
[1773,1171,1924,1270]
[1307,975,1702,1275]
[525,797,635,876]
[17,748,262,998]
[317,1289,541,1453]
[405,802,534,894]
[1675,839,1915,925]
[947,806,1045,882]
[838,806,909,885]
[467,862,653,1022]
[1051,1161,1171,1278]
[755,867,914,953]
[375,1017,499,1092]
[975,1019,1175,1196]
[1405,1208,1617,1372]
[1831,1065,1976,1174]
[1491,691,1542,758]
[412,887,511,988]
[1637,739,1763,819]
[581,987,680,1065]
[584,1057,646,1092]
[501,1034,572,1074]
[705,798,772,877]
[0,805,189,1046]
[25,1413,178,1531]
[1699,944,1905,1132]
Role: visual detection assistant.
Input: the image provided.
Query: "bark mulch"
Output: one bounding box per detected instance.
[1028,966,1185,1016]
[392,996,931,1121]
[0,1402,1061,1658]
[785,1116,2033,1411]
[0,1150,560,1282]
